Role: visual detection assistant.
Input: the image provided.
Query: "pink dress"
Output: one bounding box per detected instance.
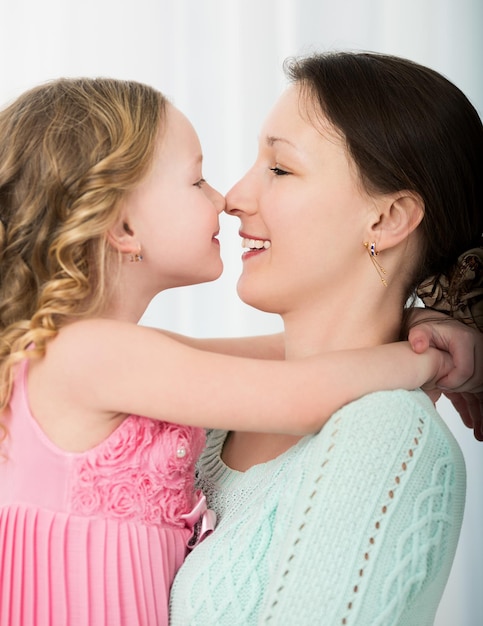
[0,357,211,626]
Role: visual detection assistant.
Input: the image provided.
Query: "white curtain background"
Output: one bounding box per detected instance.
[1,1,481,623]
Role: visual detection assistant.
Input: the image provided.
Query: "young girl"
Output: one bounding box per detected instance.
[0,77,475,626]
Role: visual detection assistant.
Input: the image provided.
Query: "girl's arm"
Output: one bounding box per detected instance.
[160,311,482,436]
[51,318,451,436]
[158,329,286,360]
[161,313,478,389]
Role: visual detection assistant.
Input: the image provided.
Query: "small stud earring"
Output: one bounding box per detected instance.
[129,252,143,263]
[363,242,388,287]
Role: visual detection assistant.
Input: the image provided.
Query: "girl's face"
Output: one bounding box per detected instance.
[226,85,378,316]
[122,104,225,291]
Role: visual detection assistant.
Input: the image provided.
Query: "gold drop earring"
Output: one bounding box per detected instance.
[129,249,143,263]
[363,242,388,287]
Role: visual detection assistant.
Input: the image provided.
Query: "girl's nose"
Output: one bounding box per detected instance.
[207,184,226,214]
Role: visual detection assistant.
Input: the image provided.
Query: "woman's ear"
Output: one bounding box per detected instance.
[106,217,140,255]
[368,191,424,251]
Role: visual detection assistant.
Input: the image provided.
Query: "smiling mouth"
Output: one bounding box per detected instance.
[241,237,271,250]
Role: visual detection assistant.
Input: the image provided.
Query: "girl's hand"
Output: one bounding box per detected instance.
[408,317,483,441]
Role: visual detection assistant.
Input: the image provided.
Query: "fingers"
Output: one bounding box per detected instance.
[445,391,483,442]
[439,338,483,393]
[425,389,442,405]
[407,324,431,354]
[437,358,476,392]
[445,392,473,429]
[407,313,483,439]
[421,348,453,391]
[409,320,482,392]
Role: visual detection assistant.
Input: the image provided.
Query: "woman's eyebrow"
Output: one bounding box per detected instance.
[265,135,296,148]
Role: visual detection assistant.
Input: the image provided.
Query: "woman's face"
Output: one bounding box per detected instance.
[226,84,378,315]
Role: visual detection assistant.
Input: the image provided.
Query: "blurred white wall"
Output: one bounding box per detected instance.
[1,1,481,623]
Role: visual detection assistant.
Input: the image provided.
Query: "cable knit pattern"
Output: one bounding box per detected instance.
[169,389,466,626]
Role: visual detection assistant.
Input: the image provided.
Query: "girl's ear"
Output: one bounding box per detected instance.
[106,218,140,254]
[368,191,424,251]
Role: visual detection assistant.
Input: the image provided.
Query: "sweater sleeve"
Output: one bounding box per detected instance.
[260,390,466,626]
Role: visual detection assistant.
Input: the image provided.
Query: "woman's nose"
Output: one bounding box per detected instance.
[225,171,257,217]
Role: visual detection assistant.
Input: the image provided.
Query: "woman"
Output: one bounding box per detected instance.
[169,51,482,625]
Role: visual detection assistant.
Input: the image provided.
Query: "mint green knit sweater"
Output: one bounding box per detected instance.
[169,390,466,625]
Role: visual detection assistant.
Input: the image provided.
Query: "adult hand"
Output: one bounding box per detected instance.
[408,316,483,441]
[443,391,483,441]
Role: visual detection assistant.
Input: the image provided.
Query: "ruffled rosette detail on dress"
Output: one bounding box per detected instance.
[70,415,210,532]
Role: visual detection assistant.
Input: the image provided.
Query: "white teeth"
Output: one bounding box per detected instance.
[242,237,271,250]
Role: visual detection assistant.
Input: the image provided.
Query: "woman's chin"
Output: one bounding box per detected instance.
[236,280,279,314]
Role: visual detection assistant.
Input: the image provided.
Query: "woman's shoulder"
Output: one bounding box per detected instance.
[261,389,467,626]
[312,389,465,472]
[340,387,434,415]
[333,388,446,432]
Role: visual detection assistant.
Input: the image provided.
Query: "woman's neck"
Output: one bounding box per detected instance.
[222,297,403,471]
[281,294,403,359]
[223,286,407,471]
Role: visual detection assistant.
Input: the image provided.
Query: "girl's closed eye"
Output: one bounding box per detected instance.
[193,177,206,188]
[269,166,290,176]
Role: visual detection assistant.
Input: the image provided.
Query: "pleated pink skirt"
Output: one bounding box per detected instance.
[0,503,190,626]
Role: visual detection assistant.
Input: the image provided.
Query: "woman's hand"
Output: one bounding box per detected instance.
[408,315,482,440]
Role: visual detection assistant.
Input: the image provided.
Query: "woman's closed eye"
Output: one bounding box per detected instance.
[193,178,206,188]
[269,166,290,176]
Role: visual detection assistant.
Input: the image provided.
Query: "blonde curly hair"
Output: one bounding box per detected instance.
[0,77,167,440]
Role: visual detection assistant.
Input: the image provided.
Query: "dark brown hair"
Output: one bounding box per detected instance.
[285,51,483,320]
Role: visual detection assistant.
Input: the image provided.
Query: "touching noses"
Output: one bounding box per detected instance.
[207,185,226,214]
